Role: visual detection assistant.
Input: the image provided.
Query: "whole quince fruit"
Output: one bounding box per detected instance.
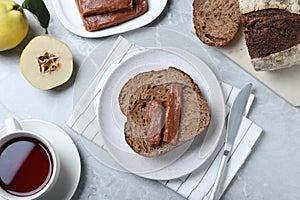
[0,0,29,51]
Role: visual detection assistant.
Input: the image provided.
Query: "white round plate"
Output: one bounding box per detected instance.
[0,120,81,200]
[52,0,168,38]
[97,47,226,179]
[95,48,194,174]
[72,27,226,179]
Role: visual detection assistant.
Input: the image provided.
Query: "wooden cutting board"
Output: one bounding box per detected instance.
[218,26,300,107]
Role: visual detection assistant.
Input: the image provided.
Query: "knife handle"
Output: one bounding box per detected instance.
[208,149,230,200]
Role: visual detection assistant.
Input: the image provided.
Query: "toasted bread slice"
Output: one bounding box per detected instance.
[193,0,241,46]
[119,67,210,157]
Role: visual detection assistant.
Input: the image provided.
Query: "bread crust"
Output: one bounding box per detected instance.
[119,67,210,157]
[193,0,241,46]
[238,0,300,14]
[251,45,300,71]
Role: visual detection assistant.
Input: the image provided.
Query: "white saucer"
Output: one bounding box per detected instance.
[0,120,81,200]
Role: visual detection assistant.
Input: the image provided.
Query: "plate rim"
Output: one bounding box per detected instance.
[51,0,168,38]
[96,47,226,180]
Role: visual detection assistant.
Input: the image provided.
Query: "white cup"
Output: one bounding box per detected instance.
[0,118,60,200]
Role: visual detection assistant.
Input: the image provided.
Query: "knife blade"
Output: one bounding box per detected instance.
[208,83,252,200]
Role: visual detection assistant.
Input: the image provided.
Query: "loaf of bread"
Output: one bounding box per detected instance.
[119,67,210,157]
[239,0,300,71]
[193,0,241,46]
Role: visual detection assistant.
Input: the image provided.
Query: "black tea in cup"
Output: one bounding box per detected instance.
[0,136,53,196]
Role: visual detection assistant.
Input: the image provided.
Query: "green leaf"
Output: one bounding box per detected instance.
[22,0,50,34]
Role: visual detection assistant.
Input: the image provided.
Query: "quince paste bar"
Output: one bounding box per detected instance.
[77,0,133,16]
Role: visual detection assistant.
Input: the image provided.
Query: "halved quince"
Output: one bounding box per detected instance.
[20,36,73,90]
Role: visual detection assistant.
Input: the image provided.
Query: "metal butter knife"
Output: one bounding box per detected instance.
[209,83,252,200]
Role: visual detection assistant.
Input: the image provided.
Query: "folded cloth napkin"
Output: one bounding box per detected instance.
[67,36,262,200]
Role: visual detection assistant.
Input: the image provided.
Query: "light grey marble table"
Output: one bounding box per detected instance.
[0,0,300,199]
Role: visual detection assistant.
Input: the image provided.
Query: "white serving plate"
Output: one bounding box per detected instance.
[96,47,226,179]
[52,0,168,38]
[72,27,227,179]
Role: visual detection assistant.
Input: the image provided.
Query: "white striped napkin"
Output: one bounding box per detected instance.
[67,36,262,200]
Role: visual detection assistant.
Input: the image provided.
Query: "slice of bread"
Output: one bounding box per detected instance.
[119,67,210,157]
[119,67,203,115]
[193,0,241,46]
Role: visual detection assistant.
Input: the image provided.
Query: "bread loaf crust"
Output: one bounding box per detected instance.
[238,0,300,14]
[252,45,300,71]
